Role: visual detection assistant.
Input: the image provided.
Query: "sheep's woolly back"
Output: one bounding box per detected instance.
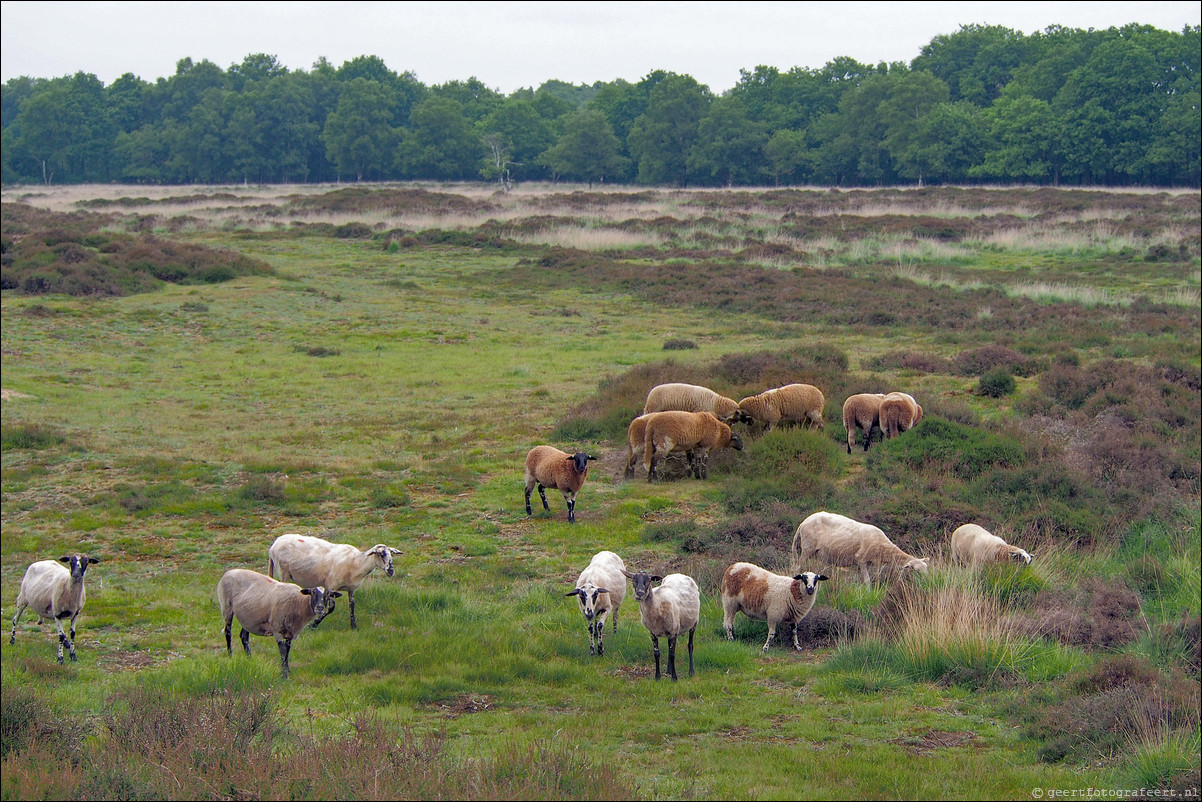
[792,511,928,582]
[738,384,825,431]
[268,534,391,592]
[879,392,923,438]
[842,393,887,452]
[636,574,700,638]
[643,383,741,422]
[217,568,329,642]
[951,524,1031,565]
[525,445,590,493]
[15,560,82,621]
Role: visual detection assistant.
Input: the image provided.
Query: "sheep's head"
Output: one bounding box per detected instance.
[371,545,402,577]
[793,572,829,596]
[58,554,99,581]
[1010,549,1033,565]
[566,583,611,620]
[302,587,341,628]
[570,452,595,474]
[729,431,744,451]
[621,569,662,601]
[904,557,931,574]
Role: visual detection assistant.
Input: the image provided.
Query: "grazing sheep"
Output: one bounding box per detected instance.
[737,384,826,432]
[643,410,743,482]
[9,554,99,664]
[565,550,627,656]
[623,414,654,479]
[216,568,340,678]
[721,562,828,652]
[643,382,749,424]
[879,392,923,439]
[268,534,401,630]
[791,511,930,585]
[524,446,595,523]
[951,523,1033,566]
[842,393,887,453]
[621,568,700,680]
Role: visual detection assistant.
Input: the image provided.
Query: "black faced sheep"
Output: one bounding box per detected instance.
[268,534,401,629]
[791,511,930,585]
[879,391,923,439]
[524,446,595,523]
[721,562,828,652]
[565,550,627,656]
[842,393,887,453]
[622,568,700,681]
[951,523,1033,566]
[216,568,340,678]
[643,410,743,482]
[737,383,826,432]
[9,554,99,664]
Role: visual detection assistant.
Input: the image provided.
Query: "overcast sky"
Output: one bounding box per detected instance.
[2,1,1199,94]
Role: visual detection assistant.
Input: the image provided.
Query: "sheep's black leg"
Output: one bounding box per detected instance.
[278,638,291,678]
[566,494,576,523]
[687,628,695,677]
[10,603,25,645]
[55,621,66,665]
[240,627,252,655]
[651,634,661,680]
[667,635,678,681]
[66,615,78,662]
[349,590,357,630]
[223,620,233,655]
[524,485,533,515]
[537,485,549,511]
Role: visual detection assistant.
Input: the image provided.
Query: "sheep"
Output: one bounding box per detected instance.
[737,383,826,433]
[216,568,340,678]
[643,410,743,482]
[642,382,750,424]
[791,511,930,585]
[842,393,887,453]
[9,554,99,664]
[721,562,828,652]
[951,523,1033,566]
[879,391,923,439]
[621,568,700,680]
[623,414,654,479]
[565,550,627,656]
[268,534,401,630]
[524,446,595,523]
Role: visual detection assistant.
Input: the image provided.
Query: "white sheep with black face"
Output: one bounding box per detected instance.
[268,534,401,630]
[621,567,700,681]
[951,524,1033,566]
[9,554,100,664]
[565,550,627,656]
[721,561,828,652]
[524,446,595,523]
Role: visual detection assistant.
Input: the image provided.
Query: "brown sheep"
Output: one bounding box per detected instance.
[525,446,595,523]
[643,411,743,482]
[738,384,826,432]
[721,562,828,651]
[879,392,923,439]
[842,393,887,453]
[643,382,750,424]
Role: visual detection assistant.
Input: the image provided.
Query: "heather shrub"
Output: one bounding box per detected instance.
[862,350,954,374]
[978,367,1016,397]
[953,345,1035,377]
[869,417,1027,480]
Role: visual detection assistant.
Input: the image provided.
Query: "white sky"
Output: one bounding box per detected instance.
[2,1,1199,94]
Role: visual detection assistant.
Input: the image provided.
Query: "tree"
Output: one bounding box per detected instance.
[762,129,809,186]
[894,100,985,184]
[970,94,1061,183]
[395,97,481,180]
[479,99,555,183]
[538,109,628,186]
[687,97,768,186]
[322,78,397,181]
[626,73,710,186]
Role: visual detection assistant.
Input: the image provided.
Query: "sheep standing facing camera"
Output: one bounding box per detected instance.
[721,562,828,652]
[565,550,627,656]
[525,446,594,523]
[9,554,99,664]
[622,568,700,681]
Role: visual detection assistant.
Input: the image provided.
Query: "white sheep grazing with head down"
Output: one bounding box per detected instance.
[721,562,828,652]
[951,523,1032,566]
[842,393,887,453]
[565,550,627,656]
[268,534,401,629]
[9,554,99,664]
[643,382,750,424]
[216,568,340,678]
[879,391,923,439]
[643,410,743,482]
[524,446,595,523]
[737,384,826,432]
[621,568,700,681]
[791,511,930,585]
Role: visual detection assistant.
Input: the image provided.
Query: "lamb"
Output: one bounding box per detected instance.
[643,382,750,424]
[524,446,595,523]
[842,393,887,453]
[737,383,826,432]
[791,511,930,585]
[643,410,743,482]
[721,562,828,652]
[951,523,1033,566]
[9,554,99,664]
[879,392,923,439]
[621,568,700,681]
[268,534,401,629]
[565,550,627,656]
[216,568,340,678]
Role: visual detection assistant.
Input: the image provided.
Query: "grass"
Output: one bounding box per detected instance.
[1,182,1198,800]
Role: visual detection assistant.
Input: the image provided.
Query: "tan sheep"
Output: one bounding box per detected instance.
[643,410,743,482]
[791,511,930,585]
[643,382,749,424]
[623,414,654,479]
[621,568,700,681]
[738,383,826,432]
[879,392,923,439]
[842,393,887,453]
[721,562,828,651]
[9,554,99,664]
[525,446,595,523]
[951,523,1033,566]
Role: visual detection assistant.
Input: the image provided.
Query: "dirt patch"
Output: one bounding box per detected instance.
[887,729,982,754]
[97,649,166,672]
[1,388,33,400]
[423,694,496,718]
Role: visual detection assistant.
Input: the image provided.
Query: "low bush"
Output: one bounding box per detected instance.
[978,367,1016,397]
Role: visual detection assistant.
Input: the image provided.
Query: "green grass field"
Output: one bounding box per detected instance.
[2,183,1198,800]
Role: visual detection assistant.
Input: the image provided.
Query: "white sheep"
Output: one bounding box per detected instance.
[842,393,887,453]
[9,554,99,664]
[268,534,401,629]
[621,568,700,681]
[721,562,828,652]
[950,523,1033,566]
[565,550,627,656]
[524,446,595,523]
[216,568,340,678]
[879,391,923,439]
[791,511,930,585]
[643,410,743,482]
[643,382,749,424]
[737,384,826,432]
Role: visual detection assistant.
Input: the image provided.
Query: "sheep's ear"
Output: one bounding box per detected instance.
[389,547,403,555]
[595,587,610,595]
[58,556,72,564]
[817,574,829,581]
[565,589,584,598]
[651,575,664,582]
[300,588,312,596]
[87,557,101,565]
[330,591,342,598]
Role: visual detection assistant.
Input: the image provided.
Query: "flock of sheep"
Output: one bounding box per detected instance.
[9,381,1032,681]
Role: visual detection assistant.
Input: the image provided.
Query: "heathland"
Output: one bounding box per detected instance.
[1,183,1198,800]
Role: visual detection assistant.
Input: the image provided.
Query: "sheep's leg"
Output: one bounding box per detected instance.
[277,637,291,678]
[223,618,233,655]
[722,605,736,640]
[595,611,607,655]
[66,614,78,662]
[240,627,252,655]
[537,485,550,512]
[762,623,776,653]
[792,622,803,651]
[687,627,695,677]
[667,635,678,681]
[54,618,68,664]
[587,621,598,655]
[651,634,661,679]
[524,483,534,515]
[9,600,27,645]
[348,589,357,630]
[565,491,576,524]
[859,561,873,585]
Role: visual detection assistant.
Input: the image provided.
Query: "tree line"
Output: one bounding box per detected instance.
[2,23,1198,188]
